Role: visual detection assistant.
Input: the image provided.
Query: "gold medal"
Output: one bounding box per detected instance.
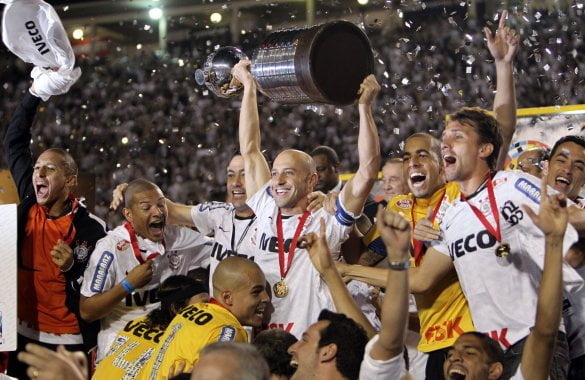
[495,243,510,257]
[273,279,289,298]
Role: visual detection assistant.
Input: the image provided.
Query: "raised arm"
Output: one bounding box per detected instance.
[369,206,411,361]
[485,10,520,170]
[339,75,382,215]
[110,183,196,227]
[520,176,568,380]
[232,60,270,197]
[3,91,40,199]
[302,219,376,339]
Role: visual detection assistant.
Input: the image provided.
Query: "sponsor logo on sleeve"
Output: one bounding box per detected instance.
[90,251,114,293]
[219,326,236,342]
[116,240,130,251]
[514,178,541,204]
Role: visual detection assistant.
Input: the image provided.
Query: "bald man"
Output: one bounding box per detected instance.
[80,178,212,361]
[236,70,382,338]
[141,256,270,378]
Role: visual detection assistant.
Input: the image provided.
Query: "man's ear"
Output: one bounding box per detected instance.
[66,175,78,188]
[479,143,494,160]
[221,290,234,306]
[319,343,338,363]
[308,172,318,188]
[123,207,133,223]
[487,362,503,379]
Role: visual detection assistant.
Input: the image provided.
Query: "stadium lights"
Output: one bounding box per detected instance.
[210,12,222,24]
[149,7,163,20]
[72,28,84,40]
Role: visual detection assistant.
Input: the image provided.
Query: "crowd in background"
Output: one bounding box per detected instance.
[0,8,583,227]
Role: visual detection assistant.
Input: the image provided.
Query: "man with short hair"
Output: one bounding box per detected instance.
[143,256,270,378]
[80,178,211,361]
[191,342,270,380]
[310,145,342,193]
[546,135,585,206]
[253,329,298,380]
[380,158,408,201]
[4,69,107,377]
[544,134,585,380]
[288,310,368,380]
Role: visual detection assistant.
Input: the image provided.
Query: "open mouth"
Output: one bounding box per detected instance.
[555,176,571,189]
[35,184,49,198]
[443,155,456,166]
[447,368,466,380]
[231,189,246,198]
[274,188,290,196]
[254,302,266,317]
[290,358,299,369]
[149,221,165,236]
[410,172,427,186]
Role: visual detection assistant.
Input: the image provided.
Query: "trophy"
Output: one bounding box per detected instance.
[194,20,374,106]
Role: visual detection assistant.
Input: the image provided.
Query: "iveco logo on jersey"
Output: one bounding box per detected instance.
[90,251,114,292]
[211,242,255,262]
[259,233,293,253]
[449,230,497,258]
[515,178,540,203]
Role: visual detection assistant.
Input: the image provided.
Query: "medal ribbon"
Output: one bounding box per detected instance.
[276,210,310,280]
[411,190,445,266]
[460,174,502,242]
[124,222,163,264]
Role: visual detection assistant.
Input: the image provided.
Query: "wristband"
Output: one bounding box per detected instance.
[388,260,410,271]
[121,279,135,294]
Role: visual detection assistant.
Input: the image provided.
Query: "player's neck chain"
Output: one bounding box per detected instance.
[463,171,492,201]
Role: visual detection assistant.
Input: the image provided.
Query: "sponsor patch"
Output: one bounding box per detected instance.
[116,240,130,251]
[395,198,413,209]
[219,326,236,342]
[90,251,114,293]
[493,177,508,187]
[198,202,231,212]
[514,178,541,204]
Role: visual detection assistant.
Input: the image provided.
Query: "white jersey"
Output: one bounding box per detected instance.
[190,201,258,290]
[81,224,211,361]
[432,171,583,349]
[346,280,381,331]
[246,183,355,338]
[359,335,408,380]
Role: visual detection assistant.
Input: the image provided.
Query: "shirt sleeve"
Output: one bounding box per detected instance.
[190,202,232,236]
[246,182,273,213]
[165,225,211,251]
[206,325,248,344]
[81,239,117,297]
[359,334,408,380]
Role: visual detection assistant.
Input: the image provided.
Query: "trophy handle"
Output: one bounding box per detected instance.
[195,46,249,98]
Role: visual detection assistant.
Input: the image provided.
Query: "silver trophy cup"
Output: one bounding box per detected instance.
[194,20,374,106]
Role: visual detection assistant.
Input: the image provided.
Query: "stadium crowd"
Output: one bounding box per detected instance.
[0,8,583,227]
